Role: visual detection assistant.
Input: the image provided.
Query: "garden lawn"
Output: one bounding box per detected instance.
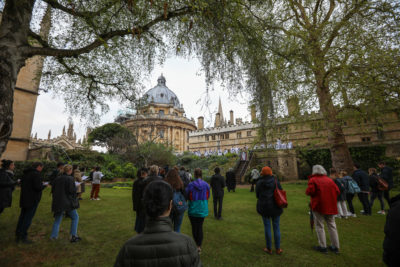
[0,182,394,267]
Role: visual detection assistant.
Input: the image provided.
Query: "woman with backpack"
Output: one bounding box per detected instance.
[186,168,210,253]
[256,166,284,255]
[369,168,385,215]
[164,169,187,232]
[340,170,359,218]
[330,168,348,218]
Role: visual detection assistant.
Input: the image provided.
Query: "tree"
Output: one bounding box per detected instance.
[239,0,400,173]
[88,123,132,153]
[0,0,254,157]
[125,141,176,168]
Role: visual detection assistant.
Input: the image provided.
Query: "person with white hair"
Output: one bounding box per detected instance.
[306,165,341,254]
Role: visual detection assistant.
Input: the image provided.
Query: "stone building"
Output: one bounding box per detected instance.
[117,75,197,153]
[0,8,51,161]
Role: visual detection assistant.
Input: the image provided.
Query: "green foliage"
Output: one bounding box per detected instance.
[13,161,57,181]
[88,123,132,153]
[126,142,176,168]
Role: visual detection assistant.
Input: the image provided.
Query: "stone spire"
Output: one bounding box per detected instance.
[218,97,224,123]
[73,132,77,141]
[34,133,37,139]
[62,126,66,136]
[48,130,51,140]
[67,121,74,139]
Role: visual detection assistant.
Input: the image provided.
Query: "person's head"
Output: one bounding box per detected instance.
[368,168,377,175]
[261,166,273,176]
[312,165,327,176]
[1,159,14,171]
[63,164,73,175]
[143,181,173,219]
[214,167,220,174]
[159,168,166,176]
[378,161,385,168]
[95,166,101,171]
[164,169,183,190]
[180,166,186,171]
[329,168,338,178]
[72,164,79,171]
[138,167,148,179]
[32,162,44,172]
[353,163,360,170]
[57,162,64,170]
[339,170,347,178]
[228,168,233,172]
[194,168,202,179]
[149,165,159,176]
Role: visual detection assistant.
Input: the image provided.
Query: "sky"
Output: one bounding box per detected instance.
[31,57,252,141]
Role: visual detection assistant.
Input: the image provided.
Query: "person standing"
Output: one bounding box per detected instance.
[145,165,163,187]
[16,162,46,243]
[132,168,148,234]
[306,165,340,254]
[378,161,393,208]
[210,167,225,220]
[50,165,81,242]
[256,166,284,255]
[186,168,210,253]
[352,163,371,215]
[340,170,359,217]
[329,168,348,218]
[90,167,102,200]
[73,165,83,200]
[114,181,201,267]
[0,159,17,215]
[179,166,191,189]
[250,168,260,192]
[225,168,236,192]
[48,162,64,186]
[383,194,400,267]
[369,168,385,215]
[164,168,186,232]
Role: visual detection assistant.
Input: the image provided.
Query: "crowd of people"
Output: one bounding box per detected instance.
[0,158,399,266]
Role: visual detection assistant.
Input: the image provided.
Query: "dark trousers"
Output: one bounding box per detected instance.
[346,193,355,214]
[189,216,205,247]
[134,211,146,234]
[16,202,39,240]
[213,194,223,218]
[383,190,391,208]
[370,191,385,210]
[358,192,371,215]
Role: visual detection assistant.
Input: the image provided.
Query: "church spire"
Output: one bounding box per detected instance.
[218,97,224,123]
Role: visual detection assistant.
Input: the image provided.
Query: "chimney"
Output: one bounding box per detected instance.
[215,113,221,127]
[197,116,204,130]
[229,110,234,125]
[287,96,300,116]
[251,105,257,122]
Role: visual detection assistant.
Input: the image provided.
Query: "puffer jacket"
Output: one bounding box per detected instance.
[186,178,210,218]
[0,169,16,210]
[256,175,283,218]
[51,174,79,214]
[114,217,201,267]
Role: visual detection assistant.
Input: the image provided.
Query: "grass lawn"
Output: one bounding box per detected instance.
[0,182,394,267]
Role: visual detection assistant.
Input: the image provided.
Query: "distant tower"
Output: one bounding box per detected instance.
[62,126,66,136]
[48,130,51,140]
[214,97,224,127]
[67,121,74,139]
[34,133,37,140]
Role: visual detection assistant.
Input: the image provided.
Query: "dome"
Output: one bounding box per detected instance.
[142,74,181,108]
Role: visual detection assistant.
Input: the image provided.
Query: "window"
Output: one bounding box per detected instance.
[159,130,164,138]
[247,131,252,137]
[212,135,216,140]
[361,137,371,142]
[159,110,164,116]
[220,134,224,140]
[206,135,209,141]
[225,133,229,139]
[237,132,242,138]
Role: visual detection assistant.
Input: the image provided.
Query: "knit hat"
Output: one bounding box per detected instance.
[261,166,273,176]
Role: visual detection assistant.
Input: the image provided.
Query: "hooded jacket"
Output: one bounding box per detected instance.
[186,179,210,218]
[0,169,16,210]
[256,175,283,218]
[114,217,201,267]
[19,168,45,208]
[306,174,339,215]
[352,169,370,191]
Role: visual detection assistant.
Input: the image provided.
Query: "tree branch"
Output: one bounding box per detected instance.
[42,0,115,19]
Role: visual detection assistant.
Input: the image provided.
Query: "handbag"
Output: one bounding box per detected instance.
[274,178,288,208]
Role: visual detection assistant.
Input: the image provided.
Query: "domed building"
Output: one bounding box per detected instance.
[118,75,197,153]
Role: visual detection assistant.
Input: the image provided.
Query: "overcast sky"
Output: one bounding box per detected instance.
[31,57,251,141]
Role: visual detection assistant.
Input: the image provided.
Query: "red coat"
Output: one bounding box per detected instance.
[306,174,340,215]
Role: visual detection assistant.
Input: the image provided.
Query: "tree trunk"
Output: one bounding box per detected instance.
[0,0,35,157]
[314,70,354,174]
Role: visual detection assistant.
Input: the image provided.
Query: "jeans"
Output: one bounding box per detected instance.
[16,202,39,240]
[262,216,281,250]
[358,192,371,215]
[172,212,184,233]
[346,193,355,214]
[189,216,205,247]
[50,209,79,238]
[213,194,223,218]
[370,191,385,210]
[90,184,100,199]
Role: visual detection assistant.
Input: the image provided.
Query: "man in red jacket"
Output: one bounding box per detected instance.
[306,165,340,254]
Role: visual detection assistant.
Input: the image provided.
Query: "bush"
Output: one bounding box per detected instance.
[14,161,57,181]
